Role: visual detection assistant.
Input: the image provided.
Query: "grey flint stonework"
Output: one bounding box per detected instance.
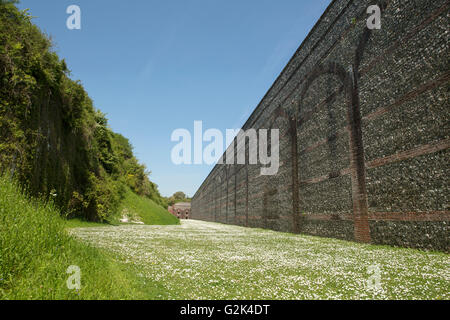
[191,0,450,252]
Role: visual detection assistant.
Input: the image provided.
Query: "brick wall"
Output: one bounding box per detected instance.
[191,0,449,252]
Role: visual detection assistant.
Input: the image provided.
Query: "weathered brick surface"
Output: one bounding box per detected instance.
[192,0,450,251]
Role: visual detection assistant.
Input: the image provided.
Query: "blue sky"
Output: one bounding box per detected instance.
[18,0,331,197]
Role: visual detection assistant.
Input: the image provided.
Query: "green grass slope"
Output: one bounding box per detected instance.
[0,176,164,299]
[117,187,179,226]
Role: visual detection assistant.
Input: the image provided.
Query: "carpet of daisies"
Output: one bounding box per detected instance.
[71,220,449,300]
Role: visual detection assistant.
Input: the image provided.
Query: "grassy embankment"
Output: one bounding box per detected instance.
[65,186,179,228]
[116,186,179,225]
[0,176,169,299]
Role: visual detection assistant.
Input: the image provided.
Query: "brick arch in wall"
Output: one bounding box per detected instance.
[223,140,238,225]
[218,168,228,223]
[232,165,239,225]
[231,165,237,225]
[243,146,249,227]
[232,136,250,227]
[232,164,243,226]
[223,164,233,224]
[292,1,389,242]
[263,106,300,233]
[226,105,300,232]
[207,180,214,222]
[210,180,215,221]
[296,65,370,242]
[214,173,222,222]
[295,64,357,238]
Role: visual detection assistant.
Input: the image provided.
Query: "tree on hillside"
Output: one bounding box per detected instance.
[173,191,186,200]
[166,192,191,207]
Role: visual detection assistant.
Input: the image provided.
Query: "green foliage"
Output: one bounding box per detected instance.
[116,186,179,225]
[173,191,186,200]
[0,4,167,221]
[0,175,165,299]
[166,191,191,207]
